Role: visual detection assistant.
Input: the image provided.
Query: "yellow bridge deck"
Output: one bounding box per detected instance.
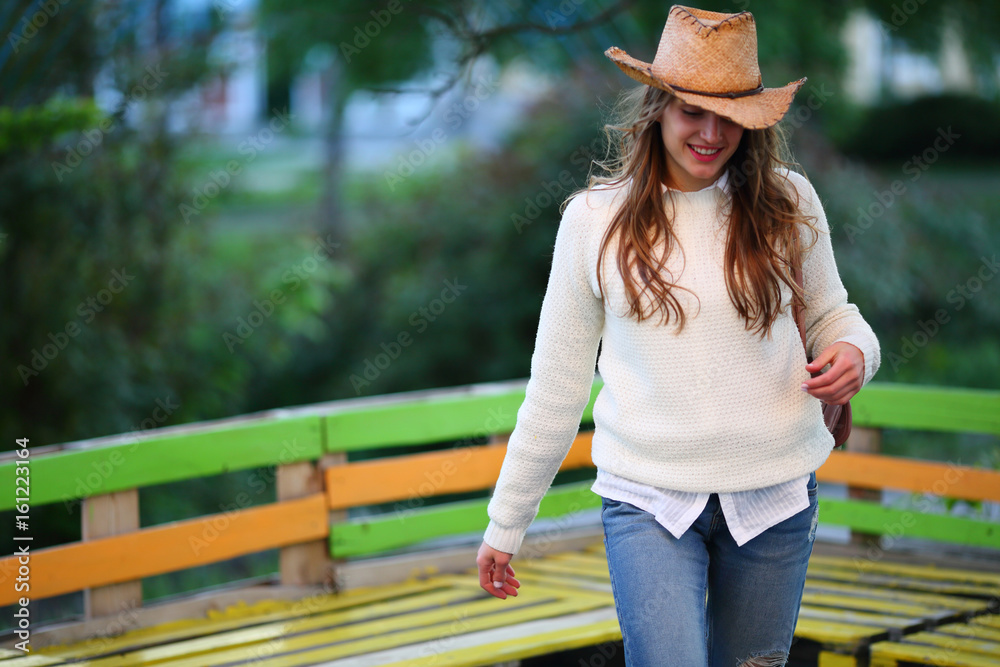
[5,542,1000,667]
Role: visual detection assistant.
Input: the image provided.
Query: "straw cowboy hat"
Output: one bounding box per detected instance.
[605,5,806,130]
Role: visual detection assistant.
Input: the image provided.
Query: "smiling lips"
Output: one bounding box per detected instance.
[688,144,724,162]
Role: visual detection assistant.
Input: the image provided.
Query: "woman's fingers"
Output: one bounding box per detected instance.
[501,564,521,591]
[488,563,519,598]
[807,362,857,403]
[802,343,863,404]
[492,576,520,598]
[476,541,518,599]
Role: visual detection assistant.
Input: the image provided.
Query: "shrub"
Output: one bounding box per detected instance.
[836,93,1000,162]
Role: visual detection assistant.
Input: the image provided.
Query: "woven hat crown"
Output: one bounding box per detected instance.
[654,6,761,95]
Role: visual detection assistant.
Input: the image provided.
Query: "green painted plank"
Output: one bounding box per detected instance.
[851,384,1000,435]
[12,379,996,513]
[325,381,603,452]
[330,480,600,558]
[323,380,999,453]
[0,417,322,511]
[818,498,1000,549]
[582,380,602,421]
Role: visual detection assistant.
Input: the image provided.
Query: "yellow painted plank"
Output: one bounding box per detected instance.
[74,591,548,667]
[870,639,1000,667]
[936,622,1000,643]
[545,552,611,567]
[154,596,611,666]
[901,630,1000,658]
[79,591,551,666]
[799,605,924,630]
[500,571,613,596]
[510,559,610,580]
[808,555,1000,587]
[800,590,957,618]
[971,614,1000,630]
[818,651,860,667]
[440,574,613,604]
[31,580,462,659]
[484,574,613,602]
[57,588,485,666]
[0,654,65,666]
[527,557,610,578]
[377,618,622,667]
[793,617,888,647]
[0,648,30,659]
[803,580,987,611]
[806,564,1000,599]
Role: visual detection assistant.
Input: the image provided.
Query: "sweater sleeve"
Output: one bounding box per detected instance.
[789,171,881,386]
[483,192,606,555]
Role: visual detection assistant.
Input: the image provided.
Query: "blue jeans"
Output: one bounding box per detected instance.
[601,471,818,667]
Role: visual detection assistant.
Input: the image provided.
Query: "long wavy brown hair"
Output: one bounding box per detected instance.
[565,84,819,337]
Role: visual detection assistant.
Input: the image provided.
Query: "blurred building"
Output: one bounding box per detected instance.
[841,9,977,104]
[165,0,265,134]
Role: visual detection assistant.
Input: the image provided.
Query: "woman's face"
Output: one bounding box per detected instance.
[659,96,744,192]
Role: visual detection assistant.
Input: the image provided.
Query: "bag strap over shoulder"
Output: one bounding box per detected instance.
[790,223,852,448]
[790,225,808,356]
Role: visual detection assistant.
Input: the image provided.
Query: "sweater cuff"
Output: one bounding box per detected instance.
[483,520,527,556]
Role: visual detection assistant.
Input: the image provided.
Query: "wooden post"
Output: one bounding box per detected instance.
[845,426,883,547]
[277,458,337,588]
[323,451,349,592]
[488,432,511,446]
[82,489,141,619]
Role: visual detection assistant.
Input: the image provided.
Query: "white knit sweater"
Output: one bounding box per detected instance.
[483,169,881,555]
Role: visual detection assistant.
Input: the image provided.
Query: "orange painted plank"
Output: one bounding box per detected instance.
[327,433,595,510]
[817,451,1000,503]
[0,494,328,606]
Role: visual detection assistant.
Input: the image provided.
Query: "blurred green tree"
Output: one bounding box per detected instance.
[258,0,860,235]
[258,0,1000,235]
[246,0,1000,408]
[0,0,228,447]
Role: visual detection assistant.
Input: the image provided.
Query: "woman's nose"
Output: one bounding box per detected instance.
[701,114,722,142]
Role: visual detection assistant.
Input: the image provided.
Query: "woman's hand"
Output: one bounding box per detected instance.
[801,341,865,405]
[476,541,520,600]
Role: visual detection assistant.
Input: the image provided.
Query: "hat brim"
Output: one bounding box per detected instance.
[605,46,807,130]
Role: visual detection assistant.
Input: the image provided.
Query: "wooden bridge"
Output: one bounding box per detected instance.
[1,379,998,666]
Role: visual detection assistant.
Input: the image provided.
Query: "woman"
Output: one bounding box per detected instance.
[476,5,880,666]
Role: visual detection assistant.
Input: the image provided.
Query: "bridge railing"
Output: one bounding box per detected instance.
[1,380,998,624]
